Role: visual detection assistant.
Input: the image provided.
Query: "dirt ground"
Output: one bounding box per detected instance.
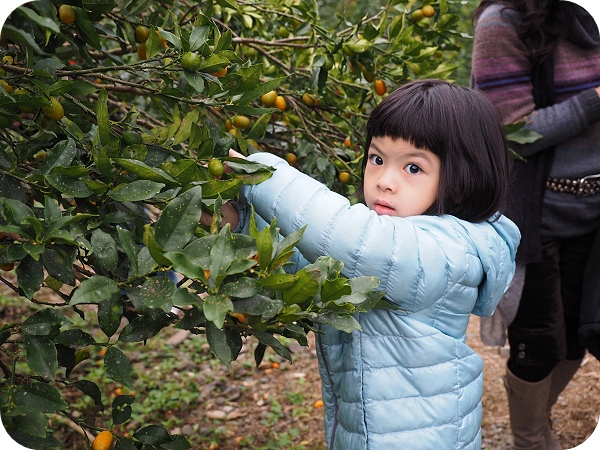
[1,275,599,449]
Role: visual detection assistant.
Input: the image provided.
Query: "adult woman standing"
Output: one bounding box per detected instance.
[471,1,600,449]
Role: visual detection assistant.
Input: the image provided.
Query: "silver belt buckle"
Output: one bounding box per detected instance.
[577,173,600,195]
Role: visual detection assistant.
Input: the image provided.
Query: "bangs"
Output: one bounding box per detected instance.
[366,81,459,156]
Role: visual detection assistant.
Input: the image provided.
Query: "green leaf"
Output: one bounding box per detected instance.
[1,25,46,56]
[173,109,200,145]
[72,6,102,49]
[134,425,171,445]
[206,321,232,369]
[208,225,237,284]
[216,0,239,11]
[1,198,34,227]
[506,126,543,145]
[41,246,77,285]
[16,6,61,35]
[321,278,352,302]
[72,380,104,407]
[126,276,176,313]
[143,224,171,266]
[231,294,283,319]
[97,88,110,146]
[338,276,381,305]
[15,255,44,299]
[314,312,361,333]
[221,277,261,298]
[200,178,242,199]
[247,113,271,140]
[161,160,199,185]
[276,226,305,256]
[155,185,203,251]
[91,228,118,274]
[116,438,140,450]
[43,195,61,223]
[16,380,68,412]
[157,27,182,50]
[53,329,95,348]
[45,173,95,198]
[199,54,229,73]
[24,334,58,379]
[183,71,206,93]
[38,138,76,175]
[21,309,70,337]
[119,311,174,342]
[1,407,48,438]
[70,275,120,305]
[283,269,320,305]
[251,330,292,362]
[238,77,286,103]
[146,27,164,58]
[83,0,117,15]
[164,251,206,280]
[117,226,140,276]
[108,180,166,202]
[112,158,178,185]
[259,273,298,290]
[256,225,274,271]
[189,25,211,51]
[2,430,62,449]
[112,395,136,425]
[172,289,203,307]
[175,304,205,329]
[104,346,134,389]
[203,293,233,329]
[161,434,192,450]
[98,293,123,338]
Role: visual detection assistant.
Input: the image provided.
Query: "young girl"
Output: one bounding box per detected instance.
[225,79,520,449]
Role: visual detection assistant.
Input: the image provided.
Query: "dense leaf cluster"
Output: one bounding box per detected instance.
[0,0,465,447]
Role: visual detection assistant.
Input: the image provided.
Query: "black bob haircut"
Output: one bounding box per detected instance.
[363,79,509,223]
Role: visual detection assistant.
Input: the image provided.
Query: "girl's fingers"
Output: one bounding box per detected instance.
[228,149,245,159]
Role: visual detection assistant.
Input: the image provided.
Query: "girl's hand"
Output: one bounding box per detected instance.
[199,149,246,229]
[228,149,246,159]
[200,202,239,229]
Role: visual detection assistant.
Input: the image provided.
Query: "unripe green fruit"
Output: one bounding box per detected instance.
[208,158,224,178]
[123,130,142,145]
[181,52,202,72]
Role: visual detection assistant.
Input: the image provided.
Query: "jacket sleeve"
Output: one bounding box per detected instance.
[471,5,600,157]
[240,153,479,313]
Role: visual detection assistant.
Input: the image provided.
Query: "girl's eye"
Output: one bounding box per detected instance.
[405,163,421,174]
[369,154,383,166]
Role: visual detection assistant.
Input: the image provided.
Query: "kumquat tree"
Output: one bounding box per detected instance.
[0,0,469,448]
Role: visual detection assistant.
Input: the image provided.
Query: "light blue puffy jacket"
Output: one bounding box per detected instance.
[239,153,520,450]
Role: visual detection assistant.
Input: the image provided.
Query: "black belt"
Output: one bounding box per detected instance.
[545,174,600,196]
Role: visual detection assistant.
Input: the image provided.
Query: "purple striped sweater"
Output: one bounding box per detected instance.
[471,3,600,238]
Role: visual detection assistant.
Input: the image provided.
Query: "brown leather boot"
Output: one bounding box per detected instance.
[505,367,553,450]
[543,359,582,449]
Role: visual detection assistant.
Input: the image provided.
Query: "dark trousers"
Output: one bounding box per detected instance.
[507,232,596,381]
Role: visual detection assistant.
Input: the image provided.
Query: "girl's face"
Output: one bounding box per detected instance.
[363,136,441,218]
